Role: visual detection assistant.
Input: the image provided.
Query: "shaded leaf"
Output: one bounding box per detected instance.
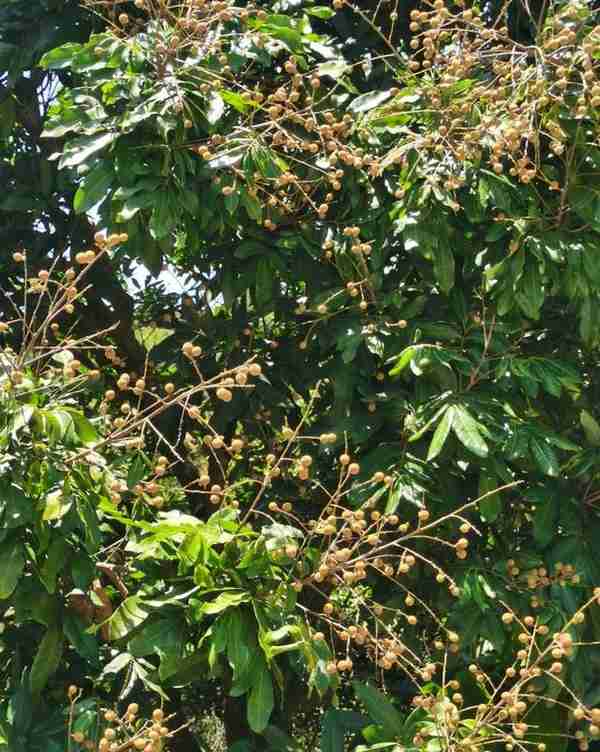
[247,661,274,733]
[580,410,600,447]
[427,406,453,461]
[321,709,368,752]
[30,626,63,695]
[352,681,404,738]
[452,407,488,458]
[530,437,559,477]
[0,540,25,599]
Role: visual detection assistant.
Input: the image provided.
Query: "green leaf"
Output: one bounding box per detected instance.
[523,696,568,752]
[306,6,336,18]
[225,189,240,215]
[43,489,72,521]
[533,494,559,547]
[118,192,155,222]
[262,22,303,52]
[255,258,273,309]
[321,709,368,752]
[515,259,544,320]
[432,244,455,294]
[452,406,488,458]
[134,326,173,352]
[39,537,69,594]
[40,43,82,70]
[73,162,113,214]
[241,190,262,223]
[58,132,117,169]
[352,682,404,739]
[127,453,149,489]
[2,482,33,528]
[389,345,417,376]
[105,596,149,641]
[530,437,559,477]
[226,610,256,682]
[200,591,250,615]
[349,90,392,114]
[317,60,351,79]
[570,186,600,231]
[64,612,100,665]
[0,98,16,139]
[247,661,274,733]
[30,626,63,695]
[102,652,133,677]
[220,90,253,113]
[478,472,501,522]
[0,539,25,599]
[128,616,183,658]
[262,726,301,751]
[427,406,453,460]
[207,145,246,170]
[580,410,600,447]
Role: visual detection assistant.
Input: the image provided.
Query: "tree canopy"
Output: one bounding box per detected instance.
[3,0,600,750]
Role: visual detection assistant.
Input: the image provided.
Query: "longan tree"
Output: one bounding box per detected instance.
[3,0,600,750]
